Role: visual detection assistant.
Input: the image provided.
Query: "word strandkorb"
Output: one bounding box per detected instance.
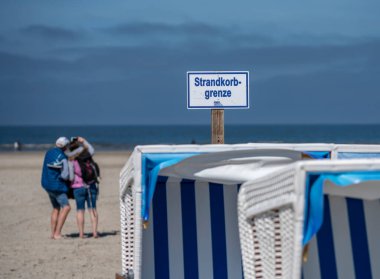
[187,71,249,109]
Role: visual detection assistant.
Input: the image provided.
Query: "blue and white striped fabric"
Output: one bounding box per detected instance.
[136,149,380,279]
[141,176,243,279]
[303,196,380,279]
[302,151,380,279]
[141,177,380,279]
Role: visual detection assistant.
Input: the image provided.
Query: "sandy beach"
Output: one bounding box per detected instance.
[0,151,131,278]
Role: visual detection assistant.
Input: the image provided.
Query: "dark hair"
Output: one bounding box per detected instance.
[69,141,80,151]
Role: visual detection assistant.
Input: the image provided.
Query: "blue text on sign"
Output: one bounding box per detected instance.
[194,77,241,87]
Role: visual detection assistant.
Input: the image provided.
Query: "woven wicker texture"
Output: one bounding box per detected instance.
[120,153,142,278]
[239,167,298,279]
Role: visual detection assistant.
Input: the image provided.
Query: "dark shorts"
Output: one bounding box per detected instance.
[47,191,69,209]
[73,184,98,210]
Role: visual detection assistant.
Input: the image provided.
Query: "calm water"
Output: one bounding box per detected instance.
[1,125,380,151]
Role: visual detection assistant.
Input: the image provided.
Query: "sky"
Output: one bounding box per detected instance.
[0,0,380,125]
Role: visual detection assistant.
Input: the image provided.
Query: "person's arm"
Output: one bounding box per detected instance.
[65,137,95,157]
[65,146,84,158]
[68,160,74,182]
[60,159,70,180]
[81,139,95,156]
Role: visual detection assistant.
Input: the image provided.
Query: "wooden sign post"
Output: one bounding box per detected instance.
[211,109,224,144]
[187,71,249,145]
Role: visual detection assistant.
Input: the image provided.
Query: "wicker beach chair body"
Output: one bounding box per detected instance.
[238,159,380,279]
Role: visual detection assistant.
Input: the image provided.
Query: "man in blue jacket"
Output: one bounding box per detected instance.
[41,137,71,239]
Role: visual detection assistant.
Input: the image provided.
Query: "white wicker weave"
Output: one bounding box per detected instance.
[238,165,302,279]
[238,159,380,279]
[119,150,143,278]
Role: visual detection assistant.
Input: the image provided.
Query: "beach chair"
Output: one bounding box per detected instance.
[118,144,333,278]
[118,143,380,279]
[238,159,380,279]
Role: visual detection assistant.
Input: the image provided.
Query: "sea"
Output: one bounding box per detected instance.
[1,125,380,152]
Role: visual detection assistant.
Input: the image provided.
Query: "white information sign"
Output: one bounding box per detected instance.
[187,71,249,109]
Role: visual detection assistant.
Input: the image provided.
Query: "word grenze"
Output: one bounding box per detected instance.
[194,77,241,100]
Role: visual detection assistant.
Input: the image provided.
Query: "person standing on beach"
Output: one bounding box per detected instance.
[41,137,71,240]
[68,137,99,238]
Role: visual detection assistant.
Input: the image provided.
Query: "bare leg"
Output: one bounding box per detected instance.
[50,208,59,239]
[53,205,71,239]
[89,208,98,238]
[76,210,85,238]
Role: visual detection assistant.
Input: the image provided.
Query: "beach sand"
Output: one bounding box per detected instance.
[0,151,131,278]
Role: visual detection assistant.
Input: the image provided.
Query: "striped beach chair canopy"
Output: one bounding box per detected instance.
[119,144,380,279]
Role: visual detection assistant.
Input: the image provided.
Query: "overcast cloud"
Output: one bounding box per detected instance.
[0,0,379,125]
